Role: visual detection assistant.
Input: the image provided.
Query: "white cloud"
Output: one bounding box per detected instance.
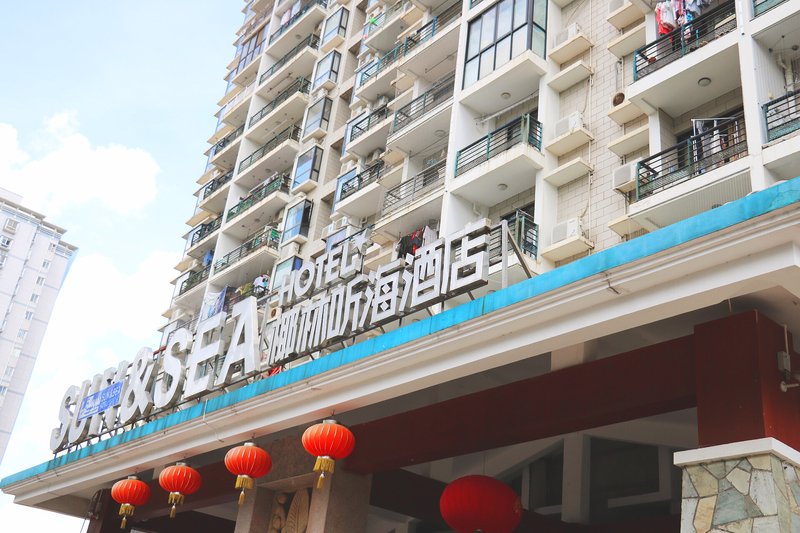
[0,112,160,216]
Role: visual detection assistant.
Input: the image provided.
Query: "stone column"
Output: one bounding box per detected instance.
[675,438,800,532]
[306,469,371,533]
[233,485,275,533]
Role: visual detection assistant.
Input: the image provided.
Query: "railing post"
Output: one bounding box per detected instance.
[635,160,641,202]
[486,132,492,162]
[523,114,530,146]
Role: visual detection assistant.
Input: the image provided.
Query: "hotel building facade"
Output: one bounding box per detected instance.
[3,0,800,530]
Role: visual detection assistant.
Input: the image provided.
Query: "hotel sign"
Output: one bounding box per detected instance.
[50,221,495,452]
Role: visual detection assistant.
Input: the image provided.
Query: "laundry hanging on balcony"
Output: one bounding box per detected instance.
[397,225,438,258]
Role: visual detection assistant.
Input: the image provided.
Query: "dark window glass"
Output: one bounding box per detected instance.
[313,51,341,89]
[293,146,323,188]
[323,8,349,44]
[282,200,313,242]
[304,97,332,136]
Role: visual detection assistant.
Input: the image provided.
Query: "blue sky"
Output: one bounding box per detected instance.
[0,1,243,528]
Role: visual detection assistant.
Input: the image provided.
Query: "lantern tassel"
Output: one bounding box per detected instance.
[121,515,127,529]
[239,488,246,505]
[170,504,177,519]
[167,492,184,518]
[313,456,335,489]
[118,503,135,529]
[235,474,254,490]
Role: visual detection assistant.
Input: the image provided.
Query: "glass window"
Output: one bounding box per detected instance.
[463,0,546,88]
[4,366,13,378]
[293,146,323,189]
[43,260,50,268]
[313,51,341,90]
[36,276,45,286]
[304,97,333,136]
[281,201,313,243]
[270,256,303,291]
[30,294,39,304]
[17,329,26,340]
[325,228,349,252]
[24,311,33,320]
[322,8,349,45]
[0,236,12,248]
[0,386,7,396]
[335,168,358,205]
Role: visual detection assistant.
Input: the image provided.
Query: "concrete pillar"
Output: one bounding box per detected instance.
[560,433,591,524]
[233,485,275,533]
[307,469,372,533]
[87,489,126,533]
[675,439,800,532]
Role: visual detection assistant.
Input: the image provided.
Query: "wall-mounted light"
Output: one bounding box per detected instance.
[697,77,711,87]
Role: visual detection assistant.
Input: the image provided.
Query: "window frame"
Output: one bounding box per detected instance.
[312,50,342,90]
[322,7,349,45]
[292,146,324,189]
[303,97,333,136]
[281,200,313,243]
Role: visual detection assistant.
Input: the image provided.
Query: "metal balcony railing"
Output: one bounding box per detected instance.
[382,159,445,215]
[488,211,538,262]
[214,228,282,273]
[359,42,404,86]
[339,162,385,201]
[179,265,211,295]
[403,1,462,56]
[239,125,302,173]
[190,216,222,246]
[391,73,455,134]
[633,0,737,81]
[350,107,390,142]
[227,173,291,221]
[249,78,311,127]
[219,82,255,119]
[455,113,543,176]
[634,112,747,202]
[363,0,410,38]
[229,40,266,80]
[260,35,321,85]
[210,125,245,158]
[763,89,800,142]
[202,170,234,199]
[753,0,787,16]
[269,0,327,44]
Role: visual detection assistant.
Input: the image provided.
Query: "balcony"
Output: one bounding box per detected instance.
[399,1,461,81]
[247,78,311,143]
[762,90,800,180]
[187,216,223,257]
[219,82,256,129]
[452,114,544,205]
[387,74,454,155]
[179,265,211,296]
[225,173,292,239]
[754,0,788,16]
[209,124,245,171]
[198,170,234,214]
[356,42,404,102]
[211,228,282,288]
[229,39,266,87]
[364,0,424,53]
[460,50,547,116]
[629,112,750,230]
[347,107,392,157]
[267,0,327,57]
[259,35,320,94]
[236,125,302,189]
[628,1,738,116]
[376,159,446,236]
[336,162,396,219]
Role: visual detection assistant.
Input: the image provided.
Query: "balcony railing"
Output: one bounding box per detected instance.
[382,159,445,215]
[403,1,461,56]
[391,73,455,134]
[249,78,311,127]
[269,0,327,44]
[210,125,245,158]
[359,42,404,86]
[223,283,269,314]
[340,162,385,201]
[486,210,538,264]
[190,216,222,246]
[227,173,291,221]
[219,82,256,119]
[363,0,410,37]
[229,40,266,80]
[239,125,302,173]
[455,113,543,176]
[260,34,321,85]
[202,170,234,199]
[350,107,390,142]
[753,0,787,16]
[763,90,800,142]
[633,0,737,81]
[179,265,211,295]
[215,228,282,273]
[634,112,747,202]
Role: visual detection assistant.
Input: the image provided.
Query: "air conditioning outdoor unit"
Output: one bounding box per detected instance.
[367,148,383,163]
[553,23,580,49]
[608,0,625,14]
[322,216,358,238]
[551,218,583,244]
[268,307,282,322]
[342,159,357,173]
[612,157,642,193]
[554,111,584,138]
[313,87,329,100]
[376,95,390,107]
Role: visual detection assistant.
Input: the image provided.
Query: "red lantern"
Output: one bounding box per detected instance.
[224,442,272,505]
[301,419,355,489]
[440,475,522,533]
[158,462,202,518]
[110,476,150,529]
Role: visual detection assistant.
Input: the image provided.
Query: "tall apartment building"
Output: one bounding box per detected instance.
[3,0,800,531]
[0,188,75,464]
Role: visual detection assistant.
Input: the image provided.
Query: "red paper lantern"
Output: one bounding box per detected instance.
[301,419,355,488]
[224,442,272,504]
[158,462,202,518]
[440,475,522,533]
[110,476,150,529]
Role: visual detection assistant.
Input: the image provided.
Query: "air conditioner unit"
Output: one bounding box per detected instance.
[342,159,357,173]
[612,157,642,193]
[313,87,329,100]
[322,216,358,238]
[554,111,584,138]
[376,95,389,107]
[367,148,383,163]
[552,218,583,244]
[554,23,580,49]
[268,307,282,322]
[4,219,18,233]
[608,0,625,14]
